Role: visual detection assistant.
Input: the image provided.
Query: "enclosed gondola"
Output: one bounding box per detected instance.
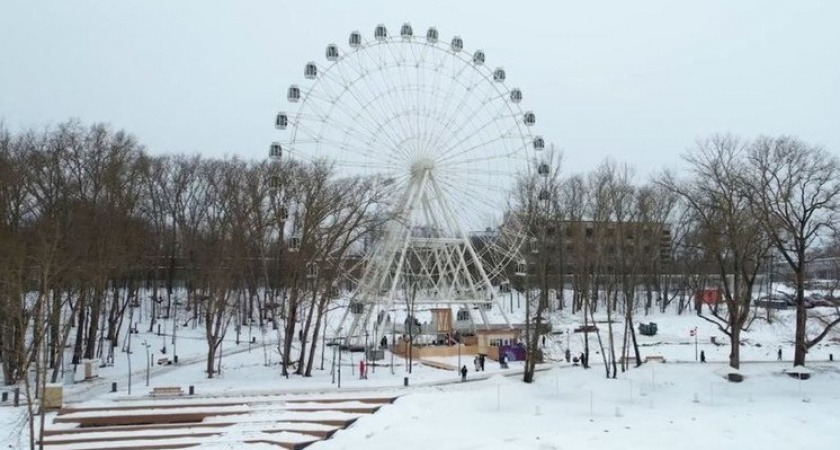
[473,50,485,65]
[450,36,463,52]
[304,62,317,79]
[493,67,506,82]
[275,112,288,130]
[374,24,388,41]
[426,27,439,43]
[287,85,300,102]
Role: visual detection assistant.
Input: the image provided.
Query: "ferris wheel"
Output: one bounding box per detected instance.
[272,23,546,344]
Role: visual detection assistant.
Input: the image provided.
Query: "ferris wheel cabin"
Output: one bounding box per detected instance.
[400,23,413,40]
[450,36,464,52]
[304,62,317,79]
[473,50,485,65]
[275,112,288,130]
[287,85,300,102]
[374,24,387,41]
[426,27,439,43]
[349,30,362,48]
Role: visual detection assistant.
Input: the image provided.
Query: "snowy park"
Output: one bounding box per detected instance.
[2,1,840,449]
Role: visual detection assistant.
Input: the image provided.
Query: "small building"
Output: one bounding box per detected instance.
[476,328,520,361]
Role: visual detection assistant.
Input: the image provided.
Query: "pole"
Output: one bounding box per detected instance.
[457,335,462,377]
[127,350,132,396]
[695,331,698,362]
[390,316,395,375]
[144,342,150,387]
[331,344,336,384]
[338,335,342,388]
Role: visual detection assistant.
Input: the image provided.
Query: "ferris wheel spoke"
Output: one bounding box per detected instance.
[434,90,511,158]
[437,126,524,167]
[417,52,473,157]
[441,80,510,149]
[321,55,409,154]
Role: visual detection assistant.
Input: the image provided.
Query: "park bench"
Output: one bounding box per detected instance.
[157,357,172,366]
[644,355,666,363]
[150,386,183,397]
[619,356,637,364]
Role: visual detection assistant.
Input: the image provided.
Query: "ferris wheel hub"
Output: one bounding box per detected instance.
[410,157,436,178]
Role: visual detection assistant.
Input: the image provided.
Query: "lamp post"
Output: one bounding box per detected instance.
[337,328,342,388]
[457,332,462,377]
[390,313,395,375]
[142,341,151,387]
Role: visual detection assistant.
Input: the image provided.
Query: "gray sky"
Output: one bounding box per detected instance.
[1,0,838,177]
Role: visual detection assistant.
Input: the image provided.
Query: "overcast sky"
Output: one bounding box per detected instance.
[1,0,838,178]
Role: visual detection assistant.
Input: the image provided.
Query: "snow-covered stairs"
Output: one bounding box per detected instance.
[41,395,397,449]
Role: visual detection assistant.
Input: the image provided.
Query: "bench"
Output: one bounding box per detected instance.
[619,356,638,364]
[645,355,666,363]
[150,386,183,397]
[157,357,172,366]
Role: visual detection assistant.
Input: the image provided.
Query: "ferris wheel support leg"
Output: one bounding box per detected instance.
[373,170,429,351]
[335,303,353,344]
[427,172,512,328]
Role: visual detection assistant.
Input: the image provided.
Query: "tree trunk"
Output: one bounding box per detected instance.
[793,268,807,366]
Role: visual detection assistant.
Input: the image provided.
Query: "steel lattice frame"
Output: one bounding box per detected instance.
[273,23,544,346]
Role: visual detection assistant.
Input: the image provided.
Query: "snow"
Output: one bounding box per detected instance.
[2,288,839,449]
[326,363,840,450]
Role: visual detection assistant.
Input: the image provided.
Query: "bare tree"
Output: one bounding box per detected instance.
[659,134,769,369]
[744,136,840,366]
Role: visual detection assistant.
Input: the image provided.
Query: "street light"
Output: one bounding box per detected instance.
[337,328,342,388]
[365,330,369,378]
[141,341,151,387]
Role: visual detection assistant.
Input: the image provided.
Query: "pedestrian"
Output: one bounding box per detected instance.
[380,335,388,349]
[460,365,468,382]
[474,356,480,372]
[479,354,485,371]
[542,335,546,347]
[700,350,706,363]
[777,348,782,361]
[565,348,571,363]
[359,360,366,380]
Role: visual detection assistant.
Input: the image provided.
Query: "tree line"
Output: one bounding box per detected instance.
[1,119,838,394]
[513,133,839,381]
[0,120,390,389]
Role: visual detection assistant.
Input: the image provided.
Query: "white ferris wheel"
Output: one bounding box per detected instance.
[272,23,546,345]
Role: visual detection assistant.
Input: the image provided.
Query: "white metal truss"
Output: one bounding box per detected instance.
[340,162,511,347]
[275,24,544,348]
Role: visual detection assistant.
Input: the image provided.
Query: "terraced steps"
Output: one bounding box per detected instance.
[42,395,398,449]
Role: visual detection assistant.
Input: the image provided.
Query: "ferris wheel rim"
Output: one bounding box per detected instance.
[276,24,547,285]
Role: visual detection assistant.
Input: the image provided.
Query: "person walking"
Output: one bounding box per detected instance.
[777,348,782,361]
[474,356,480,372]
[479,354,485,371]
[700,350,706,363]
[359,360,366,379]
[460,365,468,382]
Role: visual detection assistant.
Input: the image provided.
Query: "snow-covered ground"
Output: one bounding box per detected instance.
[328,362,840,450]
[1,288,839,449]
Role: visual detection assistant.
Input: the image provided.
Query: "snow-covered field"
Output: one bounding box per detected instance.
[1,293,838,449]
[330,362,840,450]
